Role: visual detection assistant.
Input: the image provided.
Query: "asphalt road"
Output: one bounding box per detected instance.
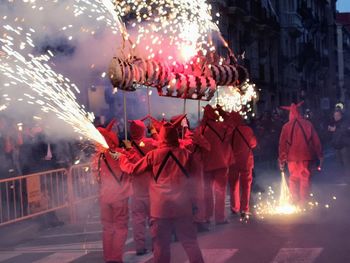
[1,156,350,263]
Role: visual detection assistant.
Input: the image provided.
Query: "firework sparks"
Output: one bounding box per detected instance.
[0,14,108,148]
[255,171,300,217]
[0,104,8,111]
[214,82,258,116]
[72,0,221,62]
[254,171,338,219]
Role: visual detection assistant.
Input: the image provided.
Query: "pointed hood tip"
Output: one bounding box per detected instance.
[97,119,119,149]
[129,119,146,140]
[158,114,187,146]
[280,101,304,120]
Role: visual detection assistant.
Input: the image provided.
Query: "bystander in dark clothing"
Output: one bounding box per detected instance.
[328,110,350,177]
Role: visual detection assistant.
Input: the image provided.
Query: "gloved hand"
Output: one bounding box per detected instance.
[279,161,286,172]
[148,121,158,135]
[123,140,132,150]
[181,117,189,128]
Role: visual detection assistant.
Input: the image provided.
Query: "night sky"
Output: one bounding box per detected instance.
[337,0,350,12]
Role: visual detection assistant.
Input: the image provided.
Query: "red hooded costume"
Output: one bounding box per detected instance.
[93,119,132,263]
[279,102,323,204]
[170,115,211,228]
[120,115,204,263]
[201,105,234,224]
[128,119,157,254]
[228,111,257,214]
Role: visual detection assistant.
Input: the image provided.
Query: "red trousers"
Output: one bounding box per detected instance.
[131,197,150,252]
[288,161,311,205]
[228,166,253,213]
[191,169,206,224]
[100,198,129,262]
[150,217,204,263]
[204,168,228,223]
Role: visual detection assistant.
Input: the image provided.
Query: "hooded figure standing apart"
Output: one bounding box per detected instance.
[228,111,257,220]
[127,119,158,256]
[93,120,132,263]
[120,115,204,263]
[279,102,323,205]
[201,105,235,224]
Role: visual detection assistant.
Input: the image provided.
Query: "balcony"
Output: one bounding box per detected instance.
[281,12,303,38]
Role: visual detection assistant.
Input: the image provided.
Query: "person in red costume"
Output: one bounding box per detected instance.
[170,115,211,232]
[279,102,323,206]
[120,115,204,263]
[201,105,234,224]
[127,119,158,256]
[227,111,257,222]
[92,120,132,263]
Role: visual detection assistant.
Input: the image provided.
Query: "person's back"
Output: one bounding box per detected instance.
[93,119,132,263]
[232,123,257,168]
[146,145,192,218]
[98,149,132,203]
[279,117,321,162]
[121,116,204,263]
[201,105,234,172]
[228,112,257,219]
[128,119,158,256]
[279,102,323,205]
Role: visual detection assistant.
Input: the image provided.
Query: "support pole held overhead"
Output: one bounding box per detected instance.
[198,100,201,124]
[183,98,187,114]
[123,91,128,141]
[147,86,152,116]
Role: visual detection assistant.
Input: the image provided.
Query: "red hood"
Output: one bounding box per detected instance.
[202,105,219,122]
[97,119,119,150]
[159,114,186,146]
[281,101,304,120]
[129,120,146,141]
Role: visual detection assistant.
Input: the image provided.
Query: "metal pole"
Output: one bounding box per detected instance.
[183,98,187,114]
[182,99,187,140]
[216,88,219,105]
[198,100,201,123]
[123,91,128,141]
[147,86,151,116]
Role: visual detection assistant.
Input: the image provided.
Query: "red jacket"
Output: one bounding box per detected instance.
[94,119,132,203]
[279,118,323,163]
[94,149,133,203]
[128,138,157,198]
[201,109,234,172]
[186,128,211,213]
[231,124,257,170]
[121,145,193,218]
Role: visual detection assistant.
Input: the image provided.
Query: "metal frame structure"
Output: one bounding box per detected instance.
[0,164,97,227]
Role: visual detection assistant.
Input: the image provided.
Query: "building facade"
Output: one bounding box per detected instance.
[215,0,338,113]
[336,12,350,106]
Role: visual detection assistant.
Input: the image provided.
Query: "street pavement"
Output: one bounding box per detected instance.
[1,154,350,263]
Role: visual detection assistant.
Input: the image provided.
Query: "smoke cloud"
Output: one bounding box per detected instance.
[0,0,206,145]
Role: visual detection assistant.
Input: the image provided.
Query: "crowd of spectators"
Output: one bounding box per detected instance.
[0,115,91,180]
[0,105,346,180]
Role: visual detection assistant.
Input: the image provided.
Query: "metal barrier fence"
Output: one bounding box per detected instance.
[68,164,99,223]
[0,164,98,227]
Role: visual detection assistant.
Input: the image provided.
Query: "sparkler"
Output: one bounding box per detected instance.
[254,171,338,219]
[254,171,300,217]
[275,171,300,215]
